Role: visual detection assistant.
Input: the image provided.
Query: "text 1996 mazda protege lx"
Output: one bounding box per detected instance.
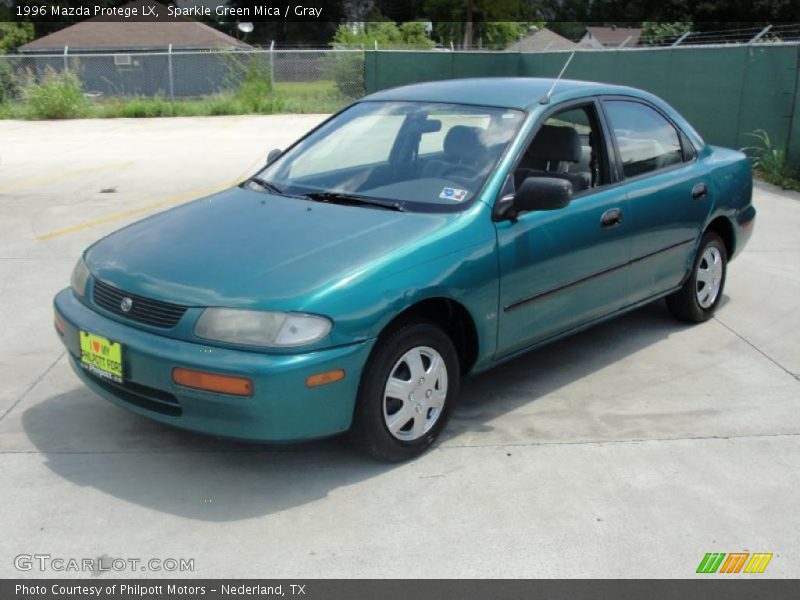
[54,78,755,461]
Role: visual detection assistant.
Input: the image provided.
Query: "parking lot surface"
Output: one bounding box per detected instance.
[0,116,798,578]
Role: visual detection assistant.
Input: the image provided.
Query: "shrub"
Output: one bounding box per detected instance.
[330,21,434,50]
[219,52,273,109]
[98,94,180,118]
[329,52,364,99]
[0,60,20,104]
[328,20,433,99]
[21,68,89,119]
[742,129,800,191]
[237,55,272,101]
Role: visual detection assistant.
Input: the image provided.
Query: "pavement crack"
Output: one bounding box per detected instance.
[0,350,65,423]
[440,431,800,450]
[713,316,800,382]
[2,432,799,456]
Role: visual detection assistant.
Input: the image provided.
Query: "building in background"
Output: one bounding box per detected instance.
[16,0,250,97]
[579,26,642,48]
[506,27,578,52]
[18,1,249,54]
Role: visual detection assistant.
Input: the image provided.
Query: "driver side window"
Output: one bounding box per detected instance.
[514,104,606,196]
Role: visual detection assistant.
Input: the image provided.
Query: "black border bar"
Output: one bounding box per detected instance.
[4,0,800,23]
[3,579,800,600]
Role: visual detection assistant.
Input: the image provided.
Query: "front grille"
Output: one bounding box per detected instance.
[93,279,188,328]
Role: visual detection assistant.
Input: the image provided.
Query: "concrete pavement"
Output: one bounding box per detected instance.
[0,116,798,578]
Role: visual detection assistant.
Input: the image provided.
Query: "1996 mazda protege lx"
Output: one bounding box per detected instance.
[54,78,755,461]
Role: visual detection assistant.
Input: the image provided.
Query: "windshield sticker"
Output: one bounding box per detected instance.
[439,187,468,202]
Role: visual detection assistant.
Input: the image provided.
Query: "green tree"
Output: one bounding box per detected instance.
[224,0,344,47]
[425,0,543,48]
[330,21,434,49]
[482,22,545,49]
[641,22,691,45]
[539,0,797,30]
[398,22,435,47]
[0,23,34,53]
[328,20,433,99]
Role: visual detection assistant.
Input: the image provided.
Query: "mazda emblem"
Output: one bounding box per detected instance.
[120,297,133,313]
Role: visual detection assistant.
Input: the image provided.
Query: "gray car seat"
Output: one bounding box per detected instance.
[516,125,591,192]
[422,126,487,179]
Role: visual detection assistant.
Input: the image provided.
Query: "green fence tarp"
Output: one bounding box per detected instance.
[365,46,800,166]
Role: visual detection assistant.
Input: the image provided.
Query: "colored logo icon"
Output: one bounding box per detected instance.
[696,552,773,574]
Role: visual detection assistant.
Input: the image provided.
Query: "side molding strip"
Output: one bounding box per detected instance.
[504,237,696,312]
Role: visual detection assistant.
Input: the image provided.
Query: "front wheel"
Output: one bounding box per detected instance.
[350,321,460,462]
[667,231,727,322]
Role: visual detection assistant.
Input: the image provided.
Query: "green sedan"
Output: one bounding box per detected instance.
[54,77,755,461]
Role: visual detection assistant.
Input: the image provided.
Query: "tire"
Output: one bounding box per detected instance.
[667,231,727,323]
[350,320,460,462]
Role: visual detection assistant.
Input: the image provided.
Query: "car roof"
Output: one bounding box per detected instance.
[362,77,644,111]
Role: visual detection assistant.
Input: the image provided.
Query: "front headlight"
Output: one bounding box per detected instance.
[194,308,332,347]
[70,257,90,297]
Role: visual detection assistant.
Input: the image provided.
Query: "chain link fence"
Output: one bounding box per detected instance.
[0,48,365,103]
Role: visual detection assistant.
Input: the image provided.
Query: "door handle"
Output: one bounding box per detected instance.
[692,182,708,200]
[600,208,623,229]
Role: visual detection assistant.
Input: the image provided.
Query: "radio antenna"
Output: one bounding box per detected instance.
[539,51,575,105]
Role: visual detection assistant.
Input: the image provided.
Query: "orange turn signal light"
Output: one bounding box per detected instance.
[306,369,345,388]
[172,367,253,396]
[54,313,66,336]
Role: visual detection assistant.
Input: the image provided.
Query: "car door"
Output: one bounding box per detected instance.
[495,99,635,358]
[601,98,712,301]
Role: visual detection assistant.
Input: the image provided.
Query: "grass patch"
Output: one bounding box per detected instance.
[0,76,352,120]
[754,169,800,192]
[743,129,800,192]
[274,81,347,113]
[17,68,90,119]
[274,80,337,101]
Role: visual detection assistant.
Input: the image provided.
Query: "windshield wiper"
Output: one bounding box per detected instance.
[303,191,405,212]
[248,176,285,196]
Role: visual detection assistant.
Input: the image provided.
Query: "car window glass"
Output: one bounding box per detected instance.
[547,108,591,135]
[605,100,683,178]
[418,113,491,155]
[513,105,602,195]
[681,132,697,162]
[289,114,404,178]
[259,101,525,211]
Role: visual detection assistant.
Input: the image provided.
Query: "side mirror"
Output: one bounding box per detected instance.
[514,176,572,213]
[266,148,282,165]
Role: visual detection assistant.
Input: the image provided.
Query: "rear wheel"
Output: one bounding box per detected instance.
[351,321,460,461]
[667,231,727,323]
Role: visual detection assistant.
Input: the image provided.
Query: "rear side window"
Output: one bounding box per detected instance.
[605,100,683,178]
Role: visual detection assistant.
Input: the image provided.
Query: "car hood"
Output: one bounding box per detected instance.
[85,187,457,309]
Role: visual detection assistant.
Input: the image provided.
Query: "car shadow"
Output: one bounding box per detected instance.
[21,298,700,522]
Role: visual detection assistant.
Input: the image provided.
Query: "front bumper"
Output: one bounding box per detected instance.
[54,288,375,442]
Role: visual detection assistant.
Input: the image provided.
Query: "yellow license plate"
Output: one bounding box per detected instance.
[79,331,123,383]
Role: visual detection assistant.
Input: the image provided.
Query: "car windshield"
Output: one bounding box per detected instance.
[254,101,525,212]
